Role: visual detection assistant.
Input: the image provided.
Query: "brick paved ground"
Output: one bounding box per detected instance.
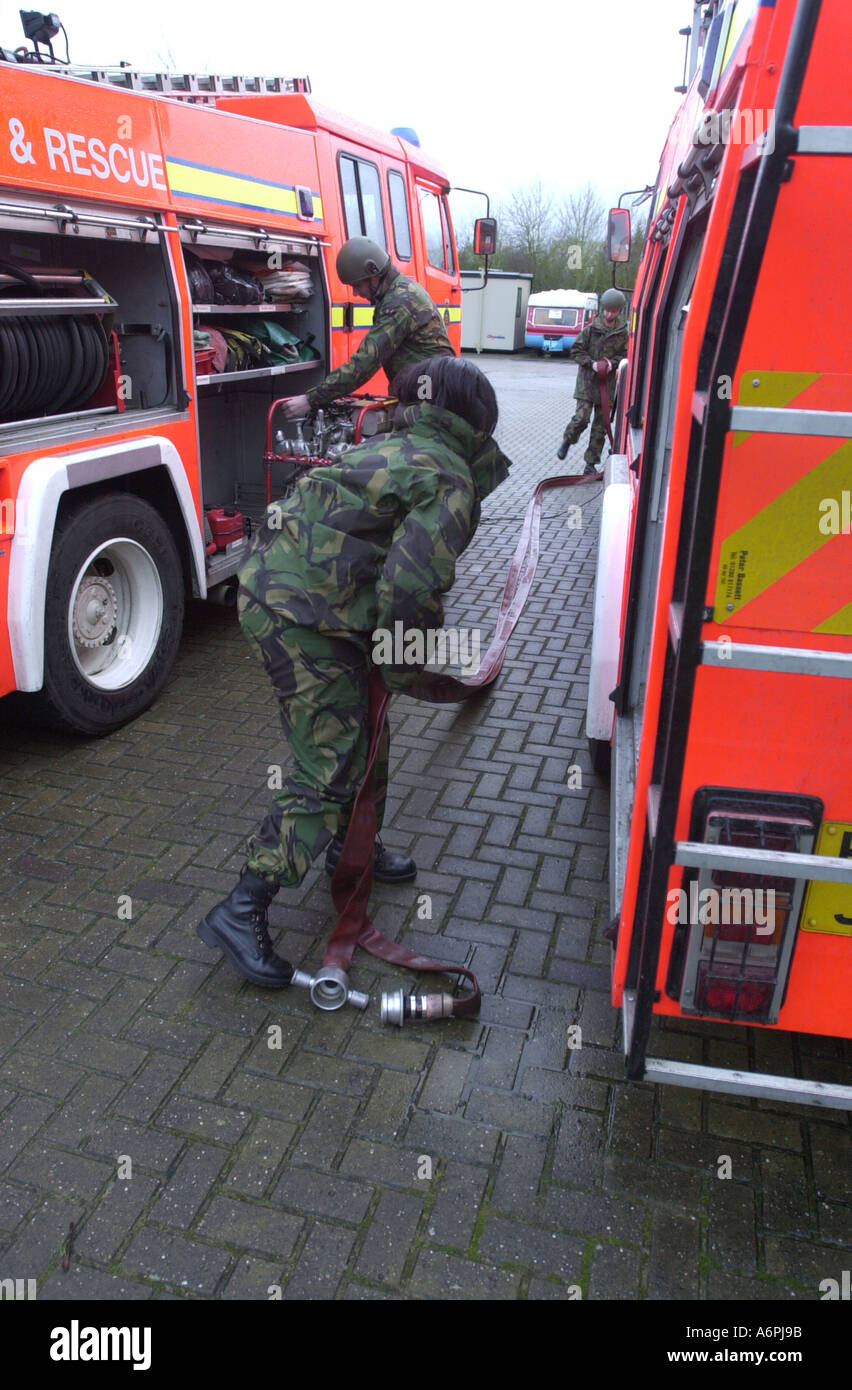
[0,352,849,1301]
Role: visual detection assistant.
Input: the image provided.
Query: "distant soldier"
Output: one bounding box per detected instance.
[197,357,511,988]
[280,237,455,418]
[556,287,628,475]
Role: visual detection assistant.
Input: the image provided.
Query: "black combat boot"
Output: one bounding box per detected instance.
[325,833,417,883]
[197,868,294,987]
[556,439,569,460]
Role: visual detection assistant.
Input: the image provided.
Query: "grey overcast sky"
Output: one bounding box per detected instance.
[4,0,693,216]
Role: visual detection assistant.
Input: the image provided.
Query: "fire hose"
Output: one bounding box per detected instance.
[290,469,599,1023]
[595,359,615,449]
[0,260,110,421]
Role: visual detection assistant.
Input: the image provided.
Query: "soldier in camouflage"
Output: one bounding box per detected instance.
[556,287,628,475]
[280,236,455,420]
[197,356,511,988]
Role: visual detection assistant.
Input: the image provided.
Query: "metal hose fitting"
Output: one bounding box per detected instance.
[380,989,457,1027]
[291,964,369,1011]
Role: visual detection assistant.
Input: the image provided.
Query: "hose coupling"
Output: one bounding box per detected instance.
[380,989,456,1027]
[292,964,369,1011]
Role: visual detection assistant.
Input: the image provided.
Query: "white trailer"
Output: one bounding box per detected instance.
[525,288,599,354]
[461,270,533,352]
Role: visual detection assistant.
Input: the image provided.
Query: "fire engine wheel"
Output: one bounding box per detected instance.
[38,493,184,736]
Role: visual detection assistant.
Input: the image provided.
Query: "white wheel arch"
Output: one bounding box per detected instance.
[8,436,206,692]
[586,454,632,743]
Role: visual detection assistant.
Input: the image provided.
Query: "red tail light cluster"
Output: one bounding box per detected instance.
[676,790,821,1025]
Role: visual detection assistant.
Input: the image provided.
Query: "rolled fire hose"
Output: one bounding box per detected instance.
[296,469,598,1023]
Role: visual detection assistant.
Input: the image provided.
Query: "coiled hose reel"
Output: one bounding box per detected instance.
[0,260,110,422]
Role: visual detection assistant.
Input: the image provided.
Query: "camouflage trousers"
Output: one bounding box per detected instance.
[562,399,608,467]
[237,588,389,887]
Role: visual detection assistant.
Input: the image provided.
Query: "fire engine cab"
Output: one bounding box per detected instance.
[586,0,852,1107]
[0,38,473,734]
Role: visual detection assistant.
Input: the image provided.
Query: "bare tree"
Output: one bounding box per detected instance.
[554,183,607,286]
[559,182,606,246]
[498,181,557,265]
[457,178,647,294]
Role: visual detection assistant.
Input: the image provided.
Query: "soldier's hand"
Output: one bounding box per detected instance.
[280,394,310,419]
[593,359,610,378]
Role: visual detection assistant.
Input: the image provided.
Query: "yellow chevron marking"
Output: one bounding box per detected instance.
[801,822,852,936]
[714,440,852,614]
[814,599,852,636]
[732,370,820,445]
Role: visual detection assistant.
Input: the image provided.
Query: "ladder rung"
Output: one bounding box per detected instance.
[641,1057,852,1110]
[674,840,851,883]
[44,66,311,97]
[730,405,852,438]
[798,125,852,154]
[701,642,852,677]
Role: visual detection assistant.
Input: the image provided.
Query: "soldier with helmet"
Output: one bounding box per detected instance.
[556,287,628,475]
[280,236,455,420]
[197,356,511,989]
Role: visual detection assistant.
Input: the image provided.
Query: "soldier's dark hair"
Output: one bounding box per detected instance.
[391,356,499,434]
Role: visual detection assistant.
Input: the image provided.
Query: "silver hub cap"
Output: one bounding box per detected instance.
[66,538,164,690]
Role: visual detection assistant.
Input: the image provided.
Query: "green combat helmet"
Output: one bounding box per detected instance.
[336,237,390,284]
[599,288,627,311]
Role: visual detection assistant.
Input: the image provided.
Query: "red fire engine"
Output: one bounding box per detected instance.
[0,36,483,734]
[586,0,852,1106]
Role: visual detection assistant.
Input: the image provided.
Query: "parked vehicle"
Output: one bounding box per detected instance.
[525,289,597,353]
[586,0,852,1107]
[0,45,484,734]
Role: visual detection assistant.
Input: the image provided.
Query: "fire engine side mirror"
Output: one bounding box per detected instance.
[607,208,631,263]
[474,217,497,257]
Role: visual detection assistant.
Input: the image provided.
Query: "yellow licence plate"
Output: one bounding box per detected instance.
[801,821,852,935]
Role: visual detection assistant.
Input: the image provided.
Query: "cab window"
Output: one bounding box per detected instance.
[388,170,412,261]
[441,195,455,274]
[338,154,386,249]
[420,190,445,270]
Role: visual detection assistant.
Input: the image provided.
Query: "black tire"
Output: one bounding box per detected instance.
[588,736,611,778]
[32,492,185,735]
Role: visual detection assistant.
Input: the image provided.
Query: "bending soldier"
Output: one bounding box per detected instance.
[198,357,511,987]
[280,236,455,419]
[556,287,628,475]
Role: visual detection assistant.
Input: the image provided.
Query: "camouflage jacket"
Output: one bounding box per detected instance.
[306,264,455,409]
[238,402,511,691]
[570,313,628,403]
